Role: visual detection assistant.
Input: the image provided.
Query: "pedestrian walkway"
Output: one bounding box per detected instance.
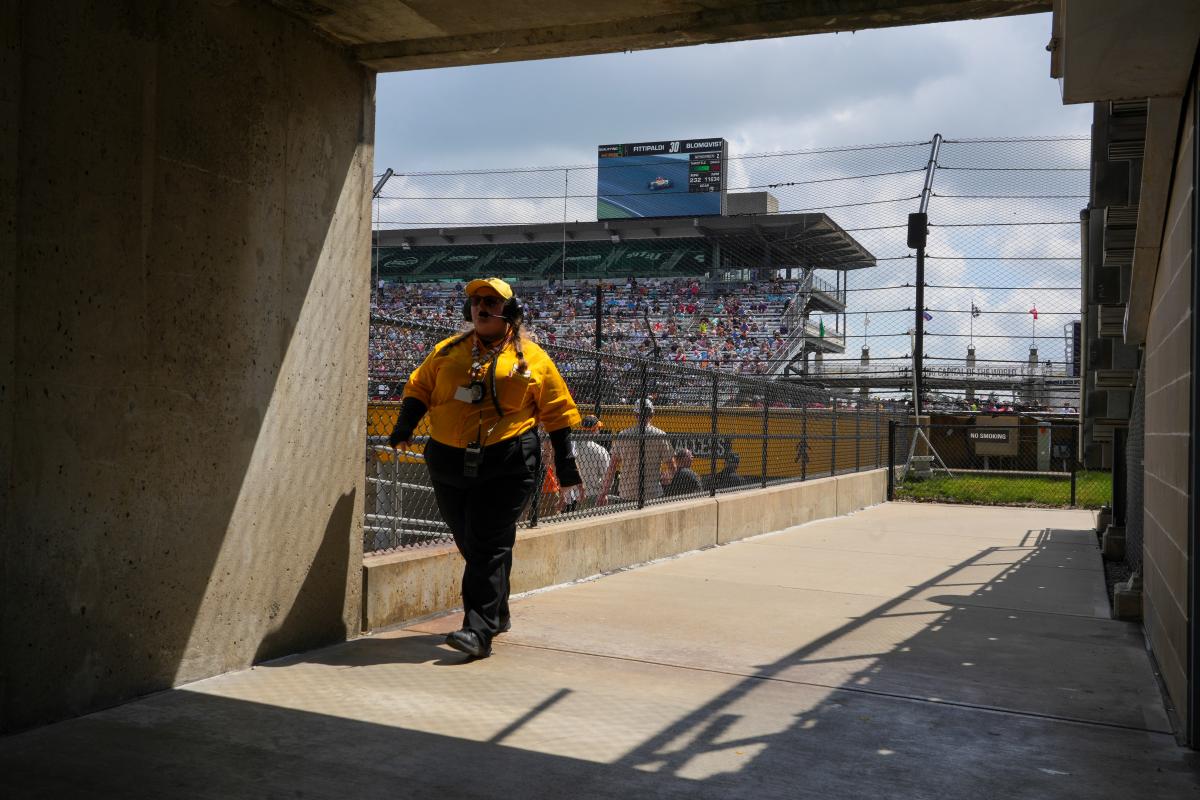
[2,503,1197,798]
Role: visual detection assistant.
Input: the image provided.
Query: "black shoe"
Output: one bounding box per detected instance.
[445,629,490,658]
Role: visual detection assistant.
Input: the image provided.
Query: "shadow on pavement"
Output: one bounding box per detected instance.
[3,525,1198,799]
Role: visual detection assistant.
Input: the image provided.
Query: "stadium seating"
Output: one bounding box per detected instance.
[369,277,811,395]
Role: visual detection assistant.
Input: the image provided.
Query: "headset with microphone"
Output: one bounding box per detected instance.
[438,293,524,358]
[434,291,529,417]
[461,295,524,323]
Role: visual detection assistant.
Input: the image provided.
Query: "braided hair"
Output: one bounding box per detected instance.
[509,318,529,377]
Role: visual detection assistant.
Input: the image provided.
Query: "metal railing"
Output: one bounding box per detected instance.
[366,315,905,553]
[767,314,845,375]
[812,360,1075,380]
[808,272,844,304]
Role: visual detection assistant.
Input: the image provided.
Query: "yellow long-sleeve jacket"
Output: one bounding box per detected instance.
[403,333,581,449]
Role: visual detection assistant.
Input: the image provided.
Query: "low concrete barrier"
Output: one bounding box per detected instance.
[362,468,887,631]
[836,468,888,517]
[363,497,717,631]
[361,542,464,633]
[714,476,837,545]
[510,498,718,595]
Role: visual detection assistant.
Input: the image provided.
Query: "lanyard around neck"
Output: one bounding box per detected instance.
[471,333,509,444]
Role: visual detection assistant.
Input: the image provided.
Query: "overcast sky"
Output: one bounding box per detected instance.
[374,12,1089,173]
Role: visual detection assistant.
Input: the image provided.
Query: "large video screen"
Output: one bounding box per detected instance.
[597,138,727,219]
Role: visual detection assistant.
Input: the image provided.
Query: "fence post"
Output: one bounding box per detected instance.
[830,402,838,477]
[391,454,400,545]
[801,398,808,481]
[760,384,770,488]
[1069,427,1078,507]
[529,463,542,527]
[855,405,861,472]
[592,283,604,419]
[709,372,719,497]
[875,406,881,468]
[637,360,648,510]
[887,420,896,500]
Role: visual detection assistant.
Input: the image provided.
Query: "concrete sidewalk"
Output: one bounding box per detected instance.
[3,503,1198,798]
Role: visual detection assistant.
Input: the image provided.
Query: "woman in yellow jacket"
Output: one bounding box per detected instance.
[389,278,582,658]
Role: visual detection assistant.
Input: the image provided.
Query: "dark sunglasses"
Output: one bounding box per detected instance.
[470,295,505,310]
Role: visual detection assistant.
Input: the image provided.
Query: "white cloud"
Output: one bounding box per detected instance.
[375,13,1086,172]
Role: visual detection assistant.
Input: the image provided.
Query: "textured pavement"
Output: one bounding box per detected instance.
[2,502,1198,798]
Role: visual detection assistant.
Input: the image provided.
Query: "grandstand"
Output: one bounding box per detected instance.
[370,208,877,385]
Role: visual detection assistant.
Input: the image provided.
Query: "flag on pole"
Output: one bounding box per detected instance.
[1029,306,1038,320]
[922,310,933,322]
[971,303,981,318]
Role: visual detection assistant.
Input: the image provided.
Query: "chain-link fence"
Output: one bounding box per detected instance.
[367,135,1090,546]
[371,135,1087,409]
[886,419,1111,509]
[366,315,906,553]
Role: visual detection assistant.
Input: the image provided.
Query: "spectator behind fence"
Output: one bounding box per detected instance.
[664,447,702,497]
[537,433,563,518]
[597,398,674,506]
[564,415,611,509]
[706,451,746,491]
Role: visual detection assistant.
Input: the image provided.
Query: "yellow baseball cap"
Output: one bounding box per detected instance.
[464,277,513,300]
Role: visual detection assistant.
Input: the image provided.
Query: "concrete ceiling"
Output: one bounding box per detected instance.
[1052,0,1200,104]
[271,0,1051,72]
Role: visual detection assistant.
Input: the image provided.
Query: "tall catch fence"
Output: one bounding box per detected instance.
[366,316,906,553]
[372,135,1088,413]
[367,135,1091,547]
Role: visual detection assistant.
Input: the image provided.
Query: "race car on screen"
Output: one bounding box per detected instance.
[647,176,673,190]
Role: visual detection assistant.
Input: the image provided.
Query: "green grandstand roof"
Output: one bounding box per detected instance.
[373,212,875,282]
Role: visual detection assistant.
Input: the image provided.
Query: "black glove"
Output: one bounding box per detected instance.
[549,426,583,488]
[389,397,427,448]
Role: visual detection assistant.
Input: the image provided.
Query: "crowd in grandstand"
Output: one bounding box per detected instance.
[370,276,811,383]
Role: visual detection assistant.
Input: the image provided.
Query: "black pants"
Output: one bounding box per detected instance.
[426,432,539,645]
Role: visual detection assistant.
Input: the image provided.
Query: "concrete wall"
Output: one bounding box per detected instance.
[1,0,18,730]
[715,477,837,545]
[364,470,887,630]
[1,2,373,732]
[1142,85,1194,732]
